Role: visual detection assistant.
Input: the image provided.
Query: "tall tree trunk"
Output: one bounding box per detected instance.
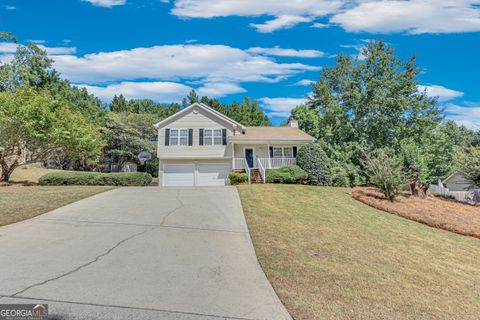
[410,181,426,198]
[0,159,18,182]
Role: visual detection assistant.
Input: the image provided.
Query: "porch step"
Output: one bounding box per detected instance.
[250,169,264,184]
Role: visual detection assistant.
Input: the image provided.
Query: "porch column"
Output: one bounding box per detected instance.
[232,142,235,169]
[267,143,270,169]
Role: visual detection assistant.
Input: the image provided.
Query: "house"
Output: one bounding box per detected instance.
[442,172,476,191]
[154,102,315,187]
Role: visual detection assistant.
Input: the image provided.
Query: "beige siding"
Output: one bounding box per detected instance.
[157,107,234,158]
[445,173,474,191]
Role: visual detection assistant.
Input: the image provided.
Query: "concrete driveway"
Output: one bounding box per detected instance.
[0,187,291,320]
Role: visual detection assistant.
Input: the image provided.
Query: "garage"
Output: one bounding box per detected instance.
[197,163,230,186]
[163,164,195,187]
[162,162,230,187]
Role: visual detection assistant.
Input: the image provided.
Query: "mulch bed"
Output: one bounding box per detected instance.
[352,187,480,239]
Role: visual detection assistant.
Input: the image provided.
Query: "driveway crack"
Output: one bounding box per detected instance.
[11,226,155,297]
[160,190,184,226]
[12,193,185,297]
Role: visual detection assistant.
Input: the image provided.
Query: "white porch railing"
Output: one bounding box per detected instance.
[233,158,246,170]
[257,158,266,183]
[258,157,296,169]
[244,159,251,184]
[233,157,296,170]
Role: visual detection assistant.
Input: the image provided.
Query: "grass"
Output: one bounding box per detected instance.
[237,184,480,320]
[0,186,115,227]
[11,164,75,183]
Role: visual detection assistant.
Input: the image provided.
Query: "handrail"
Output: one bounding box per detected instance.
[257,158,266,184]
[244,159,251,184]
[258,157,296,169]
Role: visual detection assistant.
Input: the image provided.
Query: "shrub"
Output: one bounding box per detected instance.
[229,172,248,185]
[266,165,308,184]
[39,172,152,186]
[296,143,332,185]
[362,149,404,201]
[331,166,350,187]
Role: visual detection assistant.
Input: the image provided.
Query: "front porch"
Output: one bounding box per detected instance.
[231,144,298,183]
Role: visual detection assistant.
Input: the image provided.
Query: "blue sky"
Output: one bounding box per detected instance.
[1,0,479,128]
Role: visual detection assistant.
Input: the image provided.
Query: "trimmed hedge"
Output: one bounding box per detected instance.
[296,143,332,185]
[39,172,153,186]
[266,165,308,184]
[229,172,248,185]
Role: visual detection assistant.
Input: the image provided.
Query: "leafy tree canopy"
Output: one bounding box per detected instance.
[0,88,102,181]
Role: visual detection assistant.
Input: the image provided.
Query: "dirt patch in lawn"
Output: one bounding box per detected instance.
[352,186,480,239]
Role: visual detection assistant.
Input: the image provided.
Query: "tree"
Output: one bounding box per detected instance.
[454,147,480,187]
[429,121,476,181]
[0,88,102,181]
[400,139,431,197]
[110,94,128,112]
[296,143,331,185]
[100,113,155,169]
[292,40,442,150]
[182,91,272,126]
[363,149,405,201]
[183,89,199,107]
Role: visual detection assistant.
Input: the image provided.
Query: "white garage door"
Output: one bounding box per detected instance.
[163,164,195,187]
[197,163,230,186]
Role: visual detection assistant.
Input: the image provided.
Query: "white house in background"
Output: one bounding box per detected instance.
[154,102,315,187]
[442,172,475,191]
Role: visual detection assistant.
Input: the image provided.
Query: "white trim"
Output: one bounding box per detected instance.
[243,147,256,168]
[154,102,244,130]
[168,128,189,146]
[202,128,223,146]
[272,146,293,158]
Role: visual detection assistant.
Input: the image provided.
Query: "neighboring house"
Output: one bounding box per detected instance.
[443,172,476,191]
[154,102,315,187]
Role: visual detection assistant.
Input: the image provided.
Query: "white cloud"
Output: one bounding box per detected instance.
[81,81,191,102]
[293,79,315,86]
[196,82,245,96]
[38,45,77,55]
[332,1,480,34]
[0,43,18,54]
[51,44,319,84]
[259,97,307,117]
[83,0,126,7]
[247,46,325,58]
[444,103,480,130]
[81,80,243,102]
[311,22,329,28]
[419,84,464,102]
[170,0,343,32]
[0,43,77,55]
[169,0,480,34]
[3,5,16,10]
[250,15,313,33]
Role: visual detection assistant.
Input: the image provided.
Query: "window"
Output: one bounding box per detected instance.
[203,128,223,145]
[272,147,293,158]
[169,128,189,146]
[213,129,222,145]
[273,147,283,158]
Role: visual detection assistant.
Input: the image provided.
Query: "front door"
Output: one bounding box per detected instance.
[245,148,254,168]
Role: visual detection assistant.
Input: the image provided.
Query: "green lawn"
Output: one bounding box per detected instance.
[237,184,480,320]
[0,186,115,227]
[10,164,75,183]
